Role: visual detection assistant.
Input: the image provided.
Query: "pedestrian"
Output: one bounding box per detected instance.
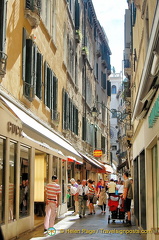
[97,180,107,214]
[87,179,96,215]
[116,180,124,195]
[108,179,116,197]
[44,175,61,233]
[70,178,79,215]
[123,172,133,226]
[77,180,88,218]
[96,178,102,192]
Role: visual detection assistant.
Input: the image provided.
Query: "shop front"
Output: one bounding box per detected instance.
[0,95,82,240]
[133,93,159,240]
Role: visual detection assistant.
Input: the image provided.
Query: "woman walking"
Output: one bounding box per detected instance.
[87,179,96,215]
[97,180,107,214]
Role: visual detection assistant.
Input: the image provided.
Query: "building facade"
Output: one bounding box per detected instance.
[0,0,111,239]
[125,0,159,239]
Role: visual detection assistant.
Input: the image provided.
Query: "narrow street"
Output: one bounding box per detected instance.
[17,206,146,240]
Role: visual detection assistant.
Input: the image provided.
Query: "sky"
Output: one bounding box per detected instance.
[92,0,128,73]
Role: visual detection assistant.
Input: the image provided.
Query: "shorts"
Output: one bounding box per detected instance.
[124,198,131,212]
[88,195,94,204]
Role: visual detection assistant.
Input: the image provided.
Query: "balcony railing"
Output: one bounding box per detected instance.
[0,51,8,76]
[25,0,41,28]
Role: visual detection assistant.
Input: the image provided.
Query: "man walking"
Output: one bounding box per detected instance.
[77,180,88,218]
[123,172,133,226]
[70,178,79,215]
[44,175,61,233]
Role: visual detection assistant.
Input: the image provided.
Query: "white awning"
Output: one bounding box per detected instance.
[79,152,103,169]
[1,96,82,159]
[104,164,114,173]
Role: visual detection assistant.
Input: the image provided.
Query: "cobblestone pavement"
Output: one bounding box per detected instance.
[17,206,147,240]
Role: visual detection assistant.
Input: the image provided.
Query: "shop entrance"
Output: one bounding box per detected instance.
[34,150,49,225]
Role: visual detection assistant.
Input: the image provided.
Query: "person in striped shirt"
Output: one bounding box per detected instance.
[44,175,61,232]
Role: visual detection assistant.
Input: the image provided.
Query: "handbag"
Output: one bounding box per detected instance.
[83,195,88,200]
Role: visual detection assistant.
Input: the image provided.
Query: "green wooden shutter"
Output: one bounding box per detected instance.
[33,44,37,95]
[75,0,80,30]
[26,39,33,84]
[107,80,111,96]
[44,61,48,105]
[0,0,7,51]
[103,73,106,89]
[96,63,98,80]
[36,52,42,99]
[47,68,52,108]
[62,89,66,129]
[76,108,78,135]
[22,28,26,81]
[66,92,69,129]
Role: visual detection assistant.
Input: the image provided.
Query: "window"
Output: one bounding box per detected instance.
[101,72,106,89]
[19,146,30,218]
[0,138,5,224]
[96,63,98,80]
[112,85,116,94]
[62,161,66,204]
[67,37,75,78]
[152,145,159,230]
[0,0,7,52]
[22,28,43,100]
[101,135,106,154]
[63,89,78,135]
[44,62,58,120]
[112,145,117,151]
[9,142,17,222]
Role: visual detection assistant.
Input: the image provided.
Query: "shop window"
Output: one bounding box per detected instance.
[9,141,17,222]
[152,145,159,230]
[0,138,5,224]
[62,161,66,204]
[19,145,30,218]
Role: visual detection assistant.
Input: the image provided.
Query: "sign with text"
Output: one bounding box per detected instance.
[93,150,103,157]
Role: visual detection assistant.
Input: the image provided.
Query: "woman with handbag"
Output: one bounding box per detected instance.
[87,179,96,215]
[97,180,107,214]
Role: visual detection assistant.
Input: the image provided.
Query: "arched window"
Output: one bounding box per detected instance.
[112,85,116,94]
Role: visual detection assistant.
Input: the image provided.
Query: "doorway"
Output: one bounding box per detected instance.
[34,150,49,226]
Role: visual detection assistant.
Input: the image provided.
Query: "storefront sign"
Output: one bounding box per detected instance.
[7,122,23,137]
[148,96,159,128]
[93,150,103,157]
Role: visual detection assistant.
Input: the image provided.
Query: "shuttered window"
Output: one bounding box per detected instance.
[44,62,58,120]
[75,0,80,30]
[101,73,106,89]
[101,135,106,154]
[63,89,78,135]
[0,0,7,52]
[36,52,42,99]
[22,28,43,101]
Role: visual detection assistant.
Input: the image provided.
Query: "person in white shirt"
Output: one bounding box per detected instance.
[108,179,116,197]
[77,180,88,218]
[70,178,79,215]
